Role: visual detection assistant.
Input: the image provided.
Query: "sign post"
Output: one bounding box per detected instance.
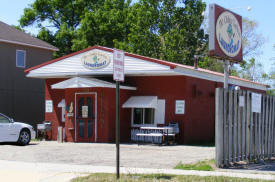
[209,4,243,88]
[224,60,229,89]
[113,49,125,179]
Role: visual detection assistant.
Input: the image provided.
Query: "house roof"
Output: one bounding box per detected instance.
[25,45,175,77]
[25,45,269,91]
[0,21,58,51]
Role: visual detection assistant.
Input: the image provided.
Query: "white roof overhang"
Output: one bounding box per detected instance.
[174,66,268,91]
[51,77,136,90]
[122,96,158,108]
[26,70,178,78]
[58,99,65,107]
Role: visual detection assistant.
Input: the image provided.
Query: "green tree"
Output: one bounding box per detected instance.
[115,0,206,65]
[242,18,265,58]
[267,62,275,95]
[19,0,206,64]
[19,0,104,57]
[236,58,267,82]
[72,0,131,51]
[11,25,26,32]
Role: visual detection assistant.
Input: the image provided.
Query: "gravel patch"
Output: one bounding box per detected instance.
[0,141,215,169]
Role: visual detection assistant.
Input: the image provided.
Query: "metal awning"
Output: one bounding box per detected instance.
[58,99,65,107]
[51,77,136,90]
[122,96,158,108]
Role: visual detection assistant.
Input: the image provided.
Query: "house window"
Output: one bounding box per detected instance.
[133,108,143,125]
[132,108,155,126]
[144,108,154,124]
[16,50,26,68]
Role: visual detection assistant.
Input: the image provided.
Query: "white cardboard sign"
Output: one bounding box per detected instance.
[239,96,244,107]
[113,50,125,82]
[252,93,262,113]
[45,100,53,113]
[175,100,185,114]
[82,106,88,118]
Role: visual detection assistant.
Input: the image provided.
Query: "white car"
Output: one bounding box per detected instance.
[0,113,36,145]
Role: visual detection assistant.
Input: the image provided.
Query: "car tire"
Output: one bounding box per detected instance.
[17,129,30,146]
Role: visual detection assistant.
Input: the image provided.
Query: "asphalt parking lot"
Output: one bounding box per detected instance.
[0,141,215,169]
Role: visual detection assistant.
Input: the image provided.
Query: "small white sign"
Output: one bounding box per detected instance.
[113,49,125,82]
[252,93,262,113]
[175,100,185,114]
[239,96,244,107]
[82,106,88,118]
[45,100,53,113]
[67,113,74,117]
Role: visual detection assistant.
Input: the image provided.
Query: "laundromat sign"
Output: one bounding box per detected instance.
[81,51,110,70]
[209,4,243,62]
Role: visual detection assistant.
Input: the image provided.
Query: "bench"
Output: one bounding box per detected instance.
[136,133,163,144]
[164,133,176,144]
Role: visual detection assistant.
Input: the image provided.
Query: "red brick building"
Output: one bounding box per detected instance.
[25,46,268,144]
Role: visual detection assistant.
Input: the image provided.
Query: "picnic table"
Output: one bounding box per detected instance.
[136,126,175,145]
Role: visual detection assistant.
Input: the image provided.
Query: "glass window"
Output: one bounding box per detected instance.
[87,120,93,138]
[78,120,85,138]
[78,97,84,118]
[144,108,154,125]
[133,108,155,125]
[0,115,10,123]
[16,50,26,68]
[87,97,93,118]
[133,108,143,125]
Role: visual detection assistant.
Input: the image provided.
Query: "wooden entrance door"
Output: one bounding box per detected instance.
[76,94,96,142]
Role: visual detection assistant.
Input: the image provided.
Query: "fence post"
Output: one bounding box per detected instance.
[216,88,224,167]
[228,90,233,163]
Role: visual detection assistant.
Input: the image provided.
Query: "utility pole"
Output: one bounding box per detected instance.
[113,49,124,180]
[224,60,230,89]
[115,81,120,179]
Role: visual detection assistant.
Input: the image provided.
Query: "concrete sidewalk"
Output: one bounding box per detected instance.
[1,160,275,182]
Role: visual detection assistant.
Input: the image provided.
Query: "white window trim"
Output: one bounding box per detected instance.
[16,50,26,68]
[131,108,156,127]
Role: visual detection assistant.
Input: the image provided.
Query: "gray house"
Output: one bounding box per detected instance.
[0,21,58,128]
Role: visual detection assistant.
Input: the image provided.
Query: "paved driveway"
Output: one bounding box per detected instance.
[0,141,215,168]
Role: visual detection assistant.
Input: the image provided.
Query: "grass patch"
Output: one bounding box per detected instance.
[71,173,271,182]
[174,159,215,171]
[31,138,41,142]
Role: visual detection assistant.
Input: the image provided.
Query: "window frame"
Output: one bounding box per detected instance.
[0,113,12,124]
[131,108,155,127]
[16,50,26,68]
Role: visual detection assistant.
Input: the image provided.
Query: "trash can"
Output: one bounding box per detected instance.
[57,126,63,143]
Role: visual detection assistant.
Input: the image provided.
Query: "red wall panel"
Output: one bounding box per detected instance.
[45,76,266,144]
[45,78,65,140]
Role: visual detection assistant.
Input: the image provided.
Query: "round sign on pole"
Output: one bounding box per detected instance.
[216,11,242,57]
[208,4,243,62]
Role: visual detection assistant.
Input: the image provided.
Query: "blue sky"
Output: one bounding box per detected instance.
[0,0,274,74]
